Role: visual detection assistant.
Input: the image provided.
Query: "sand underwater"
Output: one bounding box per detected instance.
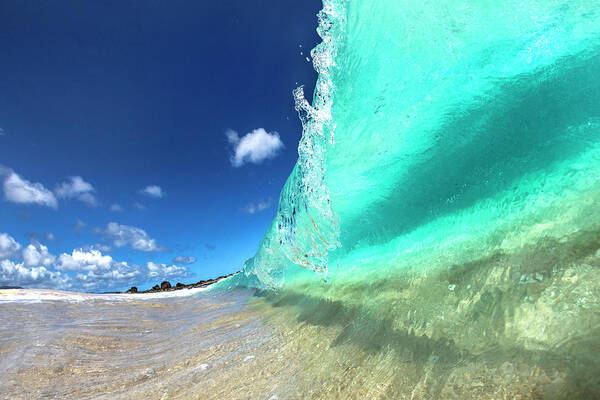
[2,0,600,398]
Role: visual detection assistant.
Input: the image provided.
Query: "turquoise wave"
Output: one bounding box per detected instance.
[234,0,600,292]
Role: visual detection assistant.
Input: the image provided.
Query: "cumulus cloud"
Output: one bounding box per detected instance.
[54,249,189,291]
[65,250,140,291]
[75,261,189,291]
[134,202,147,211]
[147,262,190,279]
[2,171,58,208]
[0,259,71,289]
[0,233,22,259]
[55,248,115,272]
[22,242,55,268]
[0,236,70,289]
[103,222,165,252]
[110,204,124,212]
[140,185,165,198]
[55,176,98,206]
[75,268,141,291]
[0,231,188,291]
[172,255,196,265]
[241,197,274,214]
[226,128,284,167]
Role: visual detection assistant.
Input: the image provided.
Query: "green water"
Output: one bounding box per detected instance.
[236,0,600,288]
[224,0,600,397]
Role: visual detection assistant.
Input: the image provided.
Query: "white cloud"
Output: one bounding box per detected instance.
[0,234,69,289]
[147,262,189,279]
[63,257,189,291]
[72,255,141,291]
[0,230,188,291]
[89,243,112,253]
[103,222,165,252]
[75,268,141,291]
[140,185,165,198]
[134,202,147,211]
[55,248,115,272]
[55,176,98,207]
[0,259,71,289]
[226,128,284,167]
[2,171,58,208]
[0,233,22,259]
[110,204,124,212]
[0,128,5,136]
[22,242,56,268]
[53,248,190,291]
[172,255,196,265]
[241,197,274,214]
[74,261,190,291]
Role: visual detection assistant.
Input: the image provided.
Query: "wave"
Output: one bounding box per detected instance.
[221,1,600,395]
[233,0,600,291]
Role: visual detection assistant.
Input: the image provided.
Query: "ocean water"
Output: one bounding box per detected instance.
[2,0,600,398]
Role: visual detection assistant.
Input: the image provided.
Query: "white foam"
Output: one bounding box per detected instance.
[0,285,211,303]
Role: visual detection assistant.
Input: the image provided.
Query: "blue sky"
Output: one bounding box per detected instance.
[0,0,322,291]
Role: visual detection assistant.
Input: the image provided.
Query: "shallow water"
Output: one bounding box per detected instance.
[2,230,600,399]
[0,289,273,399]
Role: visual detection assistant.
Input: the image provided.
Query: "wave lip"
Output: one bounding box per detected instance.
[239,0,348,289]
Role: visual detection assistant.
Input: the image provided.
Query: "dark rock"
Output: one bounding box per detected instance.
[122,271,240,294]
[0,285,22,289]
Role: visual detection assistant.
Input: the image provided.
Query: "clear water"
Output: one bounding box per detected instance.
[238,0,600,291]
[2,0,600,398]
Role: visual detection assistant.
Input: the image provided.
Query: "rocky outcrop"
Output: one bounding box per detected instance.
[119,272,239,294]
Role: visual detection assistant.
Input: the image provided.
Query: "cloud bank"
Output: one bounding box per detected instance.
[0,232,190,291]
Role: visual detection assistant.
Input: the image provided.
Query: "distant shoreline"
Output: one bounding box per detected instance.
[109,271,239,295]
[0,272,240,303]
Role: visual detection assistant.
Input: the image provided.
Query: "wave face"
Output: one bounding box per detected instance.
[237,0,600,290]
[226,0,600,396]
